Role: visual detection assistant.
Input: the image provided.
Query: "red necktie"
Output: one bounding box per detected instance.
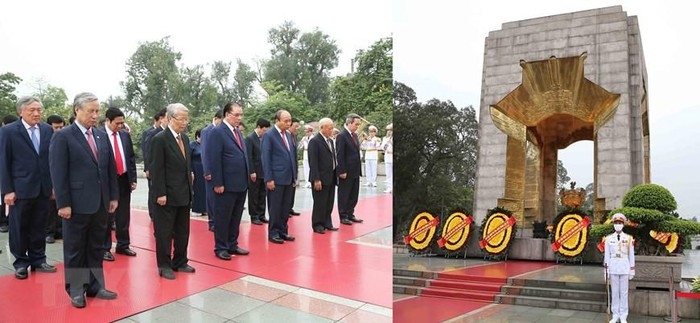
[233,128,242,148]
[281,131,289,151]
[86,129,98,159]
[352,132,359,146]
[112,132,125,175]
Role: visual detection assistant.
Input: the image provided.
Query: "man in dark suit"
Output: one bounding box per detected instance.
[206,102,250,260]
[141,109,167,220]
[44,115,65,244]
[262,110,297,244]
[200,109,222,232]
[288,118,302,217]
[102,108,138,261]
[246,118,270,225]
[50,92,119,308]
[149,103,195,279]
[308,118,340,234]
[336,113,364,225]
[0,96,57,279]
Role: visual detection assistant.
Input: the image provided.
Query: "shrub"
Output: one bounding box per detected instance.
[622,183,677,214]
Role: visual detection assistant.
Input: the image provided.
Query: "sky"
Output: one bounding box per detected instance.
[0,0,392,101]
[394,1,700,218]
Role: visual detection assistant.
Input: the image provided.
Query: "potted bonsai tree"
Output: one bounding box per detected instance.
[590,183,700,289]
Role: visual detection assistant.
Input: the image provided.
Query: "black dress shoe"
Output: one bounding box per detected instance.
[230,248,249,255]
[216,251,232,260]
[115,248,137,256]
[31,263,57,273]
[103,251,115,261]
[45,235,55,244]
[0,225,8,233]
[159,268,175,280]
[340,218,353,225]
[313,227,326,234]
[268,237,284,244]
[281,234,295,241]
[70,295,86,308]
[15,268,28,280]
[290,210,300,216]
[260,217,269,223]
[350,216,364,223]
[87,289,117,299]
[173,264,196,273]
[251,219,263,225]
[324,226,339,231]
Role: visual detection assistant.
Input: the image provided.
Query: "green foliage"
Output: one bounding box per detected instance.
[609,206,668,224]
[393,81,478,239]
[692,275,700,293]
[590,223,614,240]
[0,72,22,117]
[622,183,677,213]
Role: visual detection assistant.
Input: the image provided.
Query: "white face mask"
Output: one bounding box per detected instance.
[613,224,624,232]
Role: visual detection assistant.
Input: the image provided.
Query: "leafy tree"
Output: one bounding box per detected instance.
[121,37,182,120]
[556,160,571,190]
[0,72,22,117]
[393,81,478,239]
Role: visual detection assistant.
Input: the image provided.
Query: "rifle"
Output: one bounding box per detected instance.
[606,267,611,322]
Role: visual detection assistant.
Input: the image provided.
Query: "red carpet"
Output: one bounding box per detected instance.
[0,194,392,322]
[439,260,556,283]
[393,296,487,323]
[0,249,244,323]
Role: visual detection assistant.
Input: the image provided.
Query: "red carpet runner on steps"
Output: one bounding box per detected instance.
[0,195,392,322]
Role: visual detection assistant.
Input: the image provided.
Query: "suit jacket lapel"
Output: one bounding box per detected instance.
[71,125,97,164]
[16,120,37,155]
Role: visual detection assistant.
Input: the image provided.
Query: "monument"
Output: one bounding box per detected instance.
[473,6,650,231]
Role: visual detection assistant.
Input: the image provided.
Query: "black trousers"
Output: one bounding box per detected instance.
[247,178,266,220]
[214,191,246,253]
[267,184,293,239]
[9,197,50,270]
[337,176,359,220]
[205,180,215,228]
[63,204,108,297]
[45,200,62,238]
[147,178,155,220]
[311,182,336,229]
[0,201,7,226]
[104,175,132,250]
[153,204,190,270]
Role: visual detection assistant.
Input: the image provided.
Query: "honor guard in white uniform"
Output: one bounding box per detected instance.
[299,125,314,188]
[361,125,381,187]
[380,123,393,193]
[604,213,635,323]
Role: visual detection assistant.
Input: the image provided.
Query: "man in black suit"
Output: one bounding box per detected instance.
[288,118,301,217]
[141,109,167,220]
[261,110,297,244]
[336,113,364,225]
[0,96,57,279]
[102,108,138,261]
[0,115,19,234]
[44,115,65,244]
[50,92,119,308]
[246,118,270,225]
[206,102,250,260]
[149,103,195,279]
[308,118,340,234]
[200,109,223,232]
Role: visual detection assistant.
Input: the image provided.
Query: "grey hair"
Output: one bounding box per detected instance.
[345,113,360,125]
[166,103,189,118]
[16,96,43,114]
[73,92,99,110]
[318,117,333,129]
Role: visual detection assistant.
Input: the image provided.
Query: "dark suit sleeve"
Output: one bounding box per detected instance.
[0,127,13,195]
[308,137,320,182]
[245,133,255,176]
[49,131,70,208]
[208,128,224,187]
[125,132,137,184]
[336,133,348,175]
[261,131,273,182]
[150,133,166,198]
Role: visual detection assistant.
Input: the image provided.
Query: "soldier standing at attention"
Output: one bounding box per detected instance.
[604,213,635,323]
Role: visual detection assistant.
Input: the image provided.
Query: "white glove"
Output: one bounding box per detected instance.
[629,269,635,280]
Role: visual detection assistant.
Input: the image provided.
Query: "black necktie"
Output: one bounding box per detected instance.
[328,138,336,168]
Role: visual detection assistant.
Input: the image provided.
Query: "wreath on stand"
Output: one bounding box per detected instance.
[478,207,517,261]
[403,211,440,255]
[550,209,591,264]
[436,210,473,258]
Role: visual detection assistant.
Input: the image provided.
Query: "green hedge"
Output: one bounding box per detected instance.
[608,207,667,224]
[622,183,677,213]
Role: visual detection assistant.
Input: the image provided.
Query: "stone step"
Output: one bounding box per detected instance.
[394,275,503,293]
[501,284,606,302]
[393,283,498,302]
[496,294,607,312]
[508,277,605,292]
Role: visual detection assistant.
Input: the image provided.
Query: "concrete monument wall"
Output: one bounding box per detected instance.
[474,6,649,225]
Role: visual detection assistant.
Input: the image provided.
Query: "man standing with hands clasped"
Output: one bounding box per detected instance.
[604,213,635,323]
[308,118,339,234]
